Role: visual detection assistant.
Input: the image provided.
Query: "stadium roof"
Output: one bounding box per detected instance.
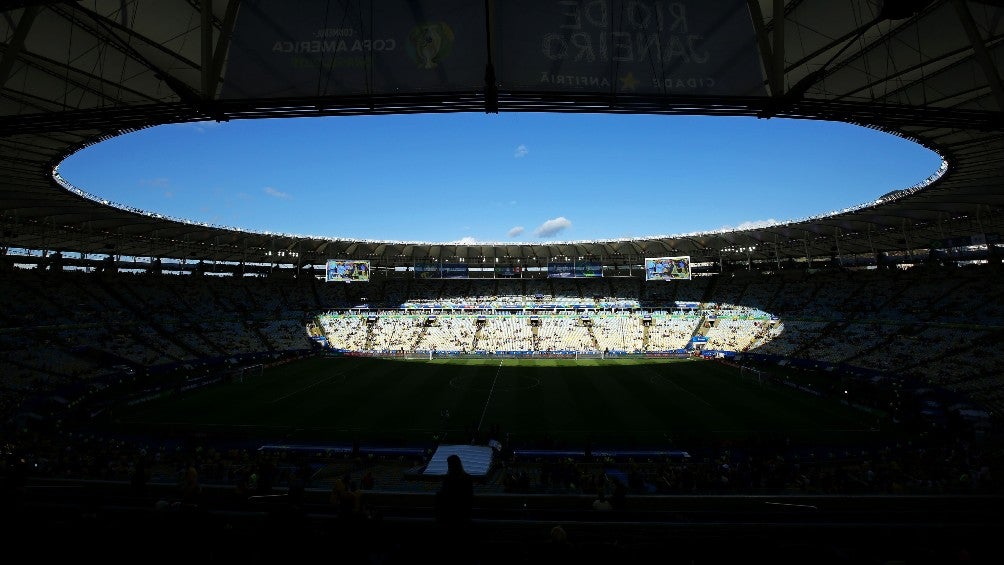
[2,0,1004,266]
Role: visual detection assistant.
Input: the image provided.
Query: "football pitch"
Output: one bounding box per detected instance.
[108,356,889,450]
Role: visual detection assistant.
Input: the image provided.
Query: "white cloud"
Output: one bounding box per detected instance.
[720,218,781,231]
[452,236,480,245]
[514,144,528,158]
[535,216,571,238]
[263,186,291,199]
[507,226,525,238]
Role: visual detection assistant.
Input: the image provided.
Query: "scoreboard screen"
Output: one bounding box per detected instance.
[325,260,370,282]
[644,256,691,281]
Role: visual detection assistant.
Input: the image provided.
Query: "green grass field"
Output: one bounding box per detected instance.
[108,356,890,450]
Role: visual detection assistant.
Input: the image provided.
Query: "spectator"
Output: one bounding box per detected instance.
[540,524,575,558]
[610,477,627,510]
[179,461,201,508]
[436,454,474,527]
[361,470,375,490]
[592,488,613,511]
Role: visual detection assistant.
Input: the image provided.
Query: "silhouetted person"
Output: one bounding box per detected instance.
[610,477,627,510]
[592,488,613,511]
[539,524,575,559]
[435,454,475,562]
[179,461,201,508]
[436,454,474,527]
[361,470,375,490]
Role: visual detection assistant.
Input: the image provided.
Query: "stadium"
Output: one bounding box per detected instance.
[1,0,1003,563]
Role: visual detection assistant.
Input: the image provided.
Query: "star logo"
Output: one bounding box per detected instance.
[619,72,639,92]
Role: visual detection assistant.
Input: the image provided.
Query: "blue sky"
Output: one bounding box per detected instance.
[57,113,943,243]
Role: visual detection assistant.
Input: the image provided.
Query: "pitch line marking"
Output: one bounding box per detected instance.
[271,372,346,404]
[476,360,504,435]
[645,367,713,408]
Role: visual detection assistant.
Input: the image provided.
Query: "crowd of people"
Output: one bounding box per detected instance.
[2,263,1002,518]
